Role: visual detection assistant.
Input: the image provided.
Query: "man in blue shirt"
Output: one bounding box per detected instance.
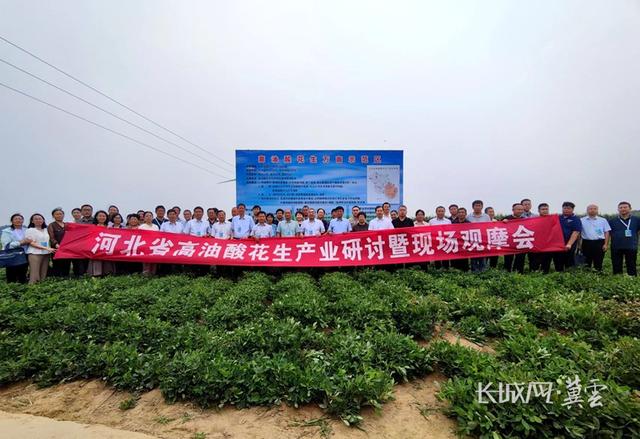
[608,201,639,276]
[328,206,352,234]
[232,203,254,239]
[554,201,582,271]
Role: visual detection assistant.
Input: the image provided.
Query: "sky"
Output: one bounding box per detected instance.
[1,0,639,223]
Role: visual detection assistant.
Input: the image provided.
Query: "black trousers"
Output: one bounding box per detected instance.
[552,242,577,272]
[6,263,28,283]
[74,258,89,277]
[529,253,540,271]
[611,248,637,276]
[504,253,525,274]
[530,253,552,274]
[451,258,469,272]
[51,258,71,277]
[582,239,605,271]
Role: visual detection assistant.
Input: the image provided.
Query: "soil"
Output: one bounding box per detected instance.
[0,331,488,438]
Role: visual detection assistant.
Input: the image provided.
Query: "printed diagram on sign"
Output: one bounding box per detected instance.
[367,165,400,204]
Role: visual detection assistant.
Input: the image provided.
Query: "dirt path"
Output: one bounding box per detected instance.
[0,373,456,439]
[0,409,159,439]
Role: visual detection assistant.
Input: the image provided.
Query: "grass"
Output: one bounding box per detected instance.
[119,395,139,410]
[0,265,639,437]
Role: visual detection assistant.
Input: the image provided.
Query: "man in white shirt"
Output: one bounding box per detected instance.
[429,206,452,225]
[251,211,274,240]
[183,206,209,237]
[580,204,611,271]
[171,206,185,225]
[300,208,325,237]
[210,210,232,239]
[160,209,184,234]
[382,202,392,220]
[232,203,254,239]
[368,206,395,231]
[158,208,184,274]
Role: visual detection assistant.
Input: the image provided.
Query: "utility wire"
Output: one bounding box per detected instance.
[0,57,233,176]
[0,35,235,168]
[0,81,230,179]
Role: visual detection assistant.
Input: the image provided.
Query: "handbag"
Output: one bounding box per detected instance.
[0,243,28,268]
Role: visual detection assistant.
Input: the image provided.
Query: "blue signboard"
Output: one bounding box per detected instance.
[236,150,403,217]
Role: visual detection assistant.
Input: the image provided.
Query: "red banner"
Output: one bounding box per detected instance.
[55,216,565,267]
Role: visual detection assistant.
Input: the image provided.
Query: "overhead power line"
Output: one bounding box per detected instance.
[0,34,235,168]
[0,57,233,176]
[0,81,230,179]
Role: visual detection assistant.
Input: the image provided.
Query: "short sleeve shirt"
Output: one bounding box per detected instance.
[328,218,352,234]
[580,216,611,240]
[231,215,254,239]
[251,223,274,238]
[210,221,232,239]
[160,221,184,234]
[277,220,299,237]
[301,219,325,236]
[559,214,582,242]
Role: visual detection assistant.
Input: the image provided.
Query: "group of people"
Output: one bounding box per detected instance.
[2,198,638,284]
